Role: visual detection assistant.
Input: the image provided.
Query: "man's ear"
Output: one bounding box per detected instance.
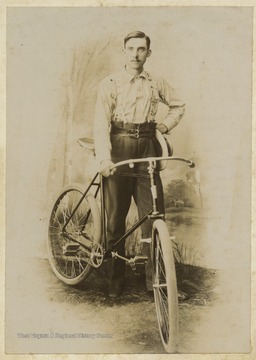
[147,49,152,58]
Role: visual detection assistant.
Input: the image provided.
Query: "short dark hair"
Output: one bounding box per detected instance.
[124,31,151,49]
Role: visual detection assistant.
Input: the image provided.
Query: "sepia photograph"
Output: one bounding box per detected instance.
[5,5,252,355]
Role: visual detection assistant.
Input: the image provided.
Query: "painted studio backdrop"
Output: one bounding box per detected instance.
[6,7,252,353]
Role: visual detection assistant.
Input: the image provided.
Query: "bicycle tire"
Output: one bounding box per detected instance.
[47,184,102,285]
[152,219,179,353]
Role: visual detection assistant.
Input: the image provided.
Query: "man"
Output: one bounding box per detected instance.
[94,31,185,298]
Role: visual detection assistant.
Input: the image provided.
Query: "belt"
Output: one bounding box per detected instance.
[111,126,155,139]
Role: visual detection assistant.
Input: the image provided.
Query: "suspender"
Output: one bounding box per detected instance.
[114,76,127,123]
[113,72,159,123]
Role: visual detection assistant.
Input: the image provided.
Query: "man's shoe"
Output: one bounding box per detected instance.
[178,290,188,301]
[108,284,122,299]
[146,279,153,292]
[145,262,153,291]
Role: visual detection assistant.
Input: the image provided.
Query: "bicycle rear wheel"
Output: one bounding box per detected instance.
[152,219,179,353]
[47,184,102,285]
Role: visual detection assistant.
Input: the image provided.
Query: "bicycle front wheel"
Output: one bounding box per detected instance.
[47,184,102,285]
[152,219,179,353]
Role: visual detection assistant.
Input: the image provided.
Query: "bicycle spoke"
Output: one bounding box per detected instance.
[159,286,168,301]
[152,221,178,352]
[159,291,169,322]
[54,253,62,267]
[76,256,86,272]
[63,258,68,275]
[158,247,166,279]
[71,260,77,278]
[157,262,169,318]
[51,214,63,229]
[49,223,63,231]
[160,305,169,339]
[156,289,169,340]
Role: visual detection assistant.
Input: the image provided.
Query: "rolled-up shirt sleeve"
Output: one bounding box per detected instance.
[93,78,115,165]
[158,78,186,133]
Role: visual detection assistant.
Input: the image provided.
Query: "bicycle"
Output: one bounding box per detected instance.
[47,137,195,353]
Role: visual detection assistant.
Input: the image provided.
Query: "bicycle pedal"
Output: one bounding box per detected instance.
[63,244,80,256]
[139,238,151,243]
[134,255,148,263]
[130,263,137,271]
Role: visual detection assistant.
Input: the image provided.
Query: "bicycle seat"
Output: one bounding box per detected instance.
[77,138,95,153]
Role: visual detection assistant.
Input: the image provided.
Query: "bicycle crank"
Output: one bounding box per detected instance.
[89,243,104,268]
[62,242,104,268]
[111,251,148,270]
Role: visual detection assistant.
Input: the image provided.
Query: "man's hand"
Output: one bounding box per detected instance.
[99,159,116,177]
[156,123,168,134]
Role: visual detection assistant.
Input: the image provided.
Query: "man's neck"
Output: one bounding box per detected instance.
[125,65,144,77]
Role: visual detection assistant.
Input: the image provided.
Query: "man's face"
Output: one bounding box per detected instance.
[123,37,151,72]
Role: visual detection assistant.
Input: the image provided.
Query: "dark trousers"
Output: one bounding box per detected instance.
[104,122,165,289]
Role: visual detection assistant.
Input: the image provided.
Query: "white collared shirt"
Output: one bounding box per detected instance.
[113,70,152,123]
[94,69,185,164]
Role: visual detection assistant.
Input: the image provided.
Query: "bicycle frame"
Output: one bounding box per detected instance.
[48,153,193,352]
[60,155,194,265]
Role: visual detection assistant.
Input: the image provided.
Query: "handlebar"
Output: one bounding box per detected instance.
[111,156,195,170]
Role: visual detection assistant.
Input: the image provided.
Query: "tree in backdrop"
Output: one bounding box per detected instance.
[165,177,202,209]
[46,36,120,203]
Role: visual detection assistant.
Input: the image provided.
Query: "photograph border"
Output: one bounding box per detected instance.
[1,1,255,359]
